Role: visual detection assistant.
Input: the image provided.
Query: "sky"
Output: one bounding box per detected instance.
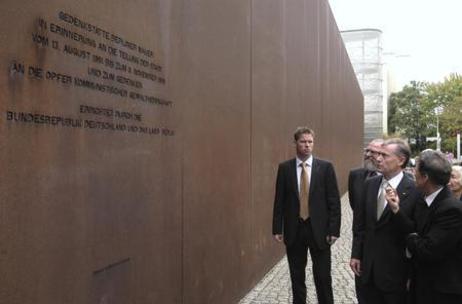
[328,0,462,90]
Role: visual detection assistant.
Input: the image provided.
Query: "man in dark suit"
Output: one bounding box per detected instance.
[350,138,417,304]
[348,138,384,211]
[403,150,462,304]
[272,127,341,304]
[348,138,383,304]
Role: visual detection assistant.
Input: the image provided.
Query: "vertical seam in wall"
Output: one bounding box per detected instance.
[318,0,324,152]
[303,0,308,121]
[180,3,185,303]
[282,0,288,154]
[181,149,185,304]
[249,0,254,243]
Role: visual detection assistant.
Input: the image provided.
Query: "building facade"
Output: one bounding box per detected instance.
[341,29,384,146]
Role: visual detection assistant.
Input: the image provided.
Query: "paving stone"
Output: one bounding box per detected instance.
[239,194,358,304]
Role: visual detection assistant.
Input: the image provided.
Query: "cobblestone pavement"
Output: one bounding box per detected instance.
[239,194,357,304]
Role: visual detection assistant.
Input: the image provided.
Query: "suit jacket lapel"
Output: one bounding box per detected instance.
[309,158,319,198]
[377,175,412,223]
[368,177,382,222]
[289,159,299,199]
[416,197,429,232]
[422,187,451,233]
[396,176,413,204]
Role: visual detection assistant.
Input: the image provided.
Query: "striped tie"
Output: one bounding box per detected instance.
[377,180,388,219]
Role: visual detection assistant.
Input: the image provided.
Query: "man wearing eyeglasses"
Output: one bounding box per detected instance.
[348,138,383,303]
[348,139,384,211]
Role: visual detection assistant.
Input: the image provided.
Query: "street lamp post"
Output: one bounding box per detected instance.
[458,133,461,161]
[436,112,440,151]
[435,106,443,151]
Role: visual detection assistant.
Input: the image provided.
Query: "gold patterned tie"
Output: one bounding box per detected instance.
[300,162,310,219]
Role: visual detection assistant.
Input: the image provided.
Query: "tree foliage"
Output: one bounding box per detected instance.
[388,81,430,152]
[440,96,462,152]
[388,74,462,154]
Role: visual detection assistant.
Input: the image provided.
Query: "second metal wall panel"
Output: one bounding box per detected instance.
[178,0,363,303]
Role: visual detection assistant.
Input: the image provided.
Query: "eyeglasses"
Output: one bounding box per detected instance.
[364,149,380,155]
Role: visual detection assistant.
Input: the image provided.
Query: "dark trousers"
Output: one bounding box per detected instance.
[286,219,333,304]
[362,277,407,304]
[413,292,462,304]
[433,293,462,304]
[411,276,462,304]
[355,275,366,304]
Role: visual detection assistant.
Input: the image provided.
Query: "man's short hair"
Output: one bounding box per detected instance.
[383,138,411,168]
[294,127,315,141]
[369,138,384,146]
[364,138,384,153]
[416,150,452,186]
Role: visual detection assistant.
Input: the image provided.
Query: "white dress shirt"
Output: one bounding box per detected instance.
[424,187,444,207]
[378,171,404,212]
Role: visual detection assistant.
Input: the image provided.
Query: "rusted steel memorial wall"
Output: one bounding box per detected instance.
[0,0,363,303]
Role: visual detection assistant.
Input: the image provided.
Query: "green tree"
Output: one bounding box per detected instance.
[388,81,431,153]
[388,74,462,155]
[424,74,462,153]
[425,74,462,108]
[440,96,462,153]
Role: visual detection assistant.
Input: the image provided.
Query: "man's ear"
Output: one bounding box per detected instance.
[422,173,429,183]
